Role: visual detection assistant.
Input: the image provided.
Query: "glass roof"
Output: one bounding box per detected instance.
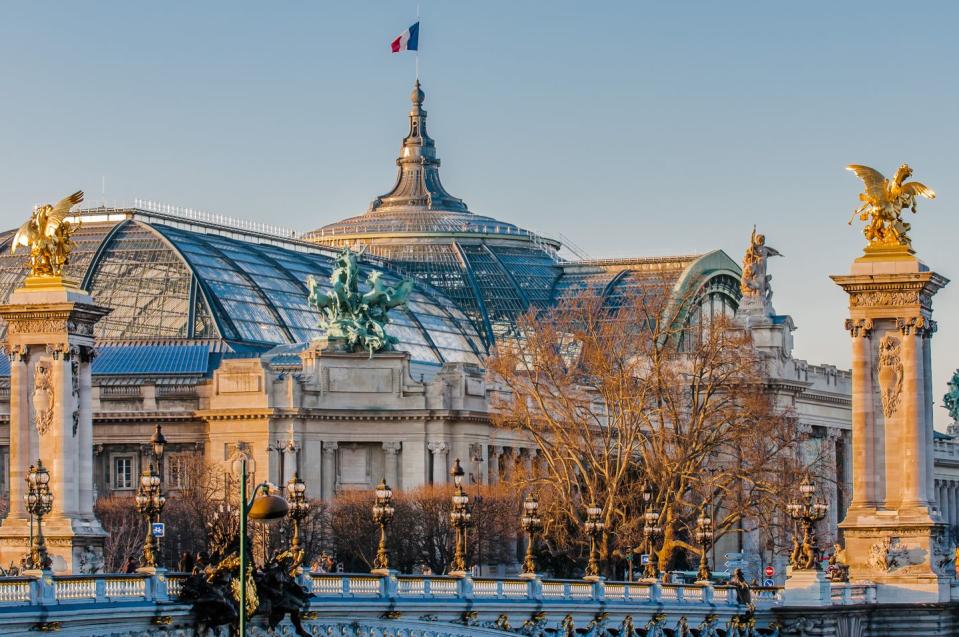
[0,218,484,366]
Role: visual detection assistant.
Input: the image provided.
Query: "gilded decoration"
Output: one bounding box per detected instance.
[846,164,935,249]
[32,359,54,436]
[11,191,84,277]
[876,335,902,418]
[739,226,781,313]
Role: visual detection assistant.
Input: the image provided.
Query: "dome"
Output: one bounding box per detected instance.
[305,82,563,345]
[0,211,485,367]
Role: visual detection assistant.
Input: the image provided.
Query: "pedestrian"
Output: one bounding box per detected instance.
[729,568,753,609]
[124,556,139,574]
[178,551,194,573]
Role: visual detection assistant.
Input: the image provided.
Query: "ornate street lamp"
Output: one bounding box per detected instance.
[694,505,714,582]
[150,424,167,464]
[234,457,290,637]
[583,502,605,581]
[24,461,53,571]
[371,479,396,574]
[448,458,472,577]
[786,475,828,570]
[134,462,165,569]
[286,472,310,555]
[641,482,662,580]
[519,492,542,579]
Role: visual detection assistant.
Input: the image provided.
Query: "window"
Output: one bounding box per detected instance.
[113,456,134,490]
[166,455,187,489]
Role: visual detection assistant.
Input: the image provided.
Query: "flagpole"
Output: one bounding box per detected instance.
[415,4,421,81]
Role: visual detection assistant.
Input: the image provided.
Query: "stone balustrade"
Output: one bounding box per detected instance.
[0,570,890,636]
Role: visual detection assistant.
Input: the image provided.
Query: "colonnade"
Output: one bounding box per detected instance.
[934,479,959,539]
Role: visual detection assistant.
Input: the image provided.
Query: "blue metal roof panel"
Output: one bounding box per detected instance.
[92,344,210,376]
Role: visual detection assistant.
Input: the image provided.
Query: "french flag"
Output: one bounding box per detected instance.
[391,22,419,53]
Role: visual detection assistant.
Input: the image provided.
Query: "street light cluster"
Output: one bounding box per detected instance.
[787,475,829,570]
[24,461,53,570]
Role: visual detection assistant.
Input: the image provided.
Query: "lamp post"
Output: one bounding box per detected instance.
[24,461,53,571]
[135,424,167,570]
[371,479,395,574]
[285,472,309,555]
[786,475,828,570]
[134,463,165,569]
[583,502,605,581]
[448,458,472,577]
[641,482,661,580]
[235,457,290,637]
[519,492,542,579]
[694,504,714,582]
[150,424,167,467]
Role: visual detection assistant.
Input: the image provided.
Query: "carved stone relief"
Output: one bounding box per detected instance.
[32,359,54,436]
[850,291,919,307]
[876,335,903,418]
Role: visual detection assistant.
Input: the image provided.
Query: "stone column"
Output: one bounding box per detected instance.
[282,443,297,486]
[520,448,533,479]
[382,442,401,489]
[428,441,448,485]
[0,281,110,573]
[502,448,515,483]
[77,347,95,521]
[823,429,841,532]
[488,446,503,485]
[845,319,875,510]
[897,317,929,511]
[6,345,29,521]
[832,247,950,600]
[321,442,337,501]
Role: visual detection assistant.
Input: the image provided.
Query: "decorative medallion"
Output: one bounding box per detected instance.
[877,335,903,418]
[32,360,55,436]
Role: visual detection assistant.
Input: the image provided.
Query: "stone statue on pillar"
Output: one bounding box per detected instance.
[739,226,782,319]
[0,191,110,573]
[832,164,953,602]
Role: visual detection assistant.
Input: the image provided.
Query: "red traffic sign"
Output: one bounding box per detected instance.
[764,565,775,577]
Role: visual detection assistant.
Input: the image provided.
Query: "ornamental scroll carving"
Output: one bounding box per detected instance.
[844,318,873,338]
[32,360,55,436]
[877,335,903,419]
[850,291,919,307]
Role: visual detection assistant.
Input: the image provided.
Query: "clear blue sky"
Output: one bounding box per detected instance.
[1,2,957,425]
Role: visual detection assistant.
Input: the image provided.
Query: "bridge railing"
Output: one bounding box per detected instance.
[0,569,784,611]
[0,572,167,607]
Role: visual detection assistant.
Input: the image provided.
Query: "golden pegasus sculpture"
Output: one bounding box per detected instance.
[11,191,84,277]
[846,164,935,249]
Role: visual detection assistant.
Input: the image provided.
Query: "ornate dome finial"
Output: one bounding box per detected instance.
[411,79,425,108]
[366,82,469,214]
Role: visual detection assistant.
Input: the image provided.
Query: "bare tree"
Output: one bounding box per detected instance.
[488,279,807,574]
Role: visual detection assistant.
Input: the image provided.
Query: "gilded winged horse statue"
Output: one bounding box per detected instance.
[11,190,84,277]
[846,164,935,249]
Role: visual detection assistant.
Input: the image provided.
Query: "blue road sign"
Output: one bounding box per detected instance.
[763,578,775,587]
[151,522,165,538]
[640,554,650,565]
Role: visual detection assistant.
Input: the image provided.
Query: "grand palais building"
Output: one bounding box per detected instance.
[0,82,957,573]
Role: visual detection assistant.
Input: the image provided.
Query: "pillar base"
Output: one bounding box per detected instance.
[0,515,106,574]
[782,568,831,606]
[448,569,468,578]
[840,518,953,602]
[582,574,604,582]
